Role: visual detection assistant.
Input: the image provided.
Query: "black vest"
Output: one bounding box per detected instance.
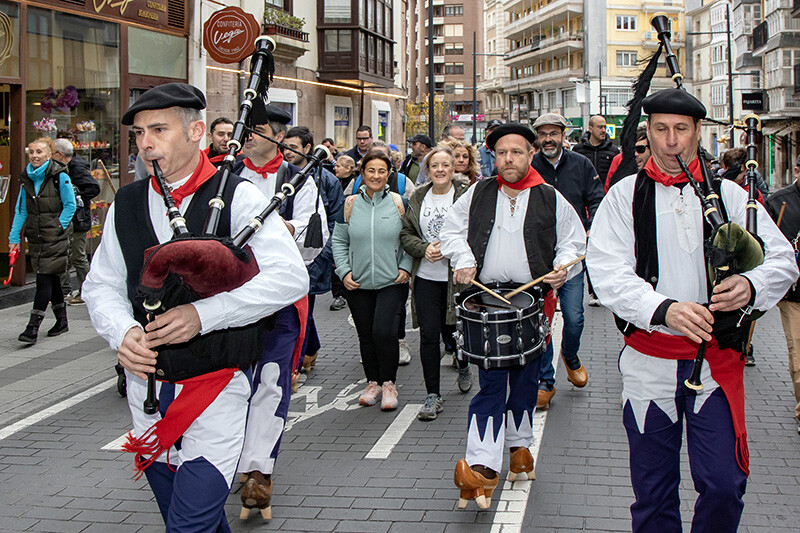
[115,172,268,382]
[615,171,729,335]
[467,177,557,284]
[232,158,302,220]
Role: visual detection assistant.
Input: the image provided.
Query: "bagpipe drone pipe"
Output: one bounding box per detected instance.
[137,37,329,414]
[610,14,765,390]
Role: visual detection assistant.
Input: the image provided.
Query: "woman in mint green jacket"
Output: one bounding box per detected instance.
[332,150,412,411]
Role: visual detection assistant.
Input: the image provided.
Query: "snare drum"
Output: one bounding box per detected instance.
[453,282,548,370]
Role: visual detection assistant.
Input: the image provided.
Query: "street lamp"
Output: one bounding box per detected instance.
[472,31,507,144]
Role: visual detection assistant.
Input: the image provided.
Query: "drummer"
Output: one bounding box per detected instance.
[439,123,585,509]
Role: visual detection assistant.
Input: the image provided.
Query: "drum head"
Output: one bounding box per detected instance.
[463,290,533,313]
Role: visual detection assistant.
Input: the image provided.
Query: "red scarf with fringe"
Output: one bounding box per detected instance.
[243,152,283,177]
[645,156,703,187]
[497,165,545,190]
[122,368,235,479]
[150,152,217,208]
[625,329,749,476]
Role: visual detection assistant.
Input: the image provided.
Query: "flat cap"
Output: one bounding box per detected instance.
[486,119,504,130]
[122,83,205,126]
[485,123,537,151]
[407,134,433,148]
[643,88,706,120]
[532,113,569,131]
[247,97,292,127]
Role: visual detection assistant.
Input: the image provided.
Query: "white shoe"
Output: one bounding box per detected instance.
[588,295,601,307]
[398,340,412,365]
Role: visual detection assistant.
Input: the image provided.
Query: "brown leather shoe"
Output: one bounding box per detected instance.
[562,354,588,388]
[508,447,535,481]
[453,459,498,510]
[302,352,318,373]
[240,471,273,520]
[537,387,555,410]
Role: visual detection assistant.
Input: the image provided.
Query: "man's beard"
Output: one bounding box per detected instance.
[542,143,560,158]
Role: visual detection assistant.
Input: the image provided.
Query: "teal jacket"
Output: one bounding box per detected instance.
[332,185,413,291]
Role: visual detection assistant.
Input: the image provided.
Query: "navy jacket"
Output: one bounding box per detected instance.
[307,167,345,295]
[531,149,604,230]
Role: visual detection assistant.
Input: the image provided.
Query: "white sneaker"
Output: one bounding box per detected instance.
[398,340,412,365]
[588,295,601,307]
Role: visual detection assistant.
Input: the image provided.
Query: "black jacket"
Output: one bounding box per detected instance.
[531,149,605,230]
[766,181,800,301]
[572,132,620,184]
[344,146,368,165]
[68,154,100,204]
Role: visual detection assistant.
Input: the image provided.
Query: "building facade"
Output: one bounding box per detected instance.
[406,0,485,141]
[753,0,800,187]
[479,0,510,126]
[493,0,686,140]
[203,0,408,156]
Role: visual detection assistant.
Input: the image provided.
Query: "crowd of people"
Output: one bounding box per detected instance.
[11,80,800,532]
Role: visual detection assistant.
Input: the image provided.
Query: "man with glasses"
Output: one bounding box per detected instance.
[531,113,604,409]
[606,124,651,191]
[344,125,374,164]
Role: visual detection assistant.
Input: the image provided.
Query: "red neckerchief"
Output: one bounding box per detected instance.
[243,151,283,177]
[497,165,545,190]
[645,156,703,187]
[202,146,226,165]
[122,368,235,479]
[149,152,217,208]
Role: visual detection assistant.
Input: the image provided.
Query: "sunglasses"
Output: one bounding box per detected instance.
[635,145,649,154]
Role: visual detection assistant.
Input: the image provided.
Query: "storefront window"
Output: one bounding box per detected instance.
[128,27,187,80]
[334,105,351,150]
[0,1,20,78]
[25,8,120,180]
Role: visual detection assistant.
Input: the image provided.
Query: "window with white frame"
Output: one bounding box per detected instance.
[616,50,637,67]
[562,88,577,109]
[616,15,637,31]
[445,24,463,37]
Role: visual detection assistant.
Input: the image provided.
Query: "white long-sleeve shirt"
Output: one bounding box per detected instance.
[237,163,328,265]
[586,175,798,334]
[439,184,586,284]
[83,177,309,351]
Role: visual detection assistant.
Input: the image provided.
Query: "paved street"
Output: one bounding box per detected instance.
[0,289,798,532]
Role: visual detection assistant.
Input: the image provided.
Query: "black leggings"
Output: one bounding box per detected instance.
[346,283,409,384]
[413,277,465,395]
[33,273,65,312]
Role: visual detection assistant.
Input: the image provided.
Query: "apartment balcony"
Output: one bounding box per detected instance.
[503,67,583,92]
[503,0,524,11]
[641,0,683,14]
[425,55,446,65]
[506,0,583,40]
[642,31,685,49]
[263,24,311,63]
[505,32,583,66]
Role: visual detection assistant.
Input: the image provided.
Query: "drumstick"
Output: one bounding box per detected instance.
[505,254,587,299]
[469,279,515,306]
[776,202,787,228]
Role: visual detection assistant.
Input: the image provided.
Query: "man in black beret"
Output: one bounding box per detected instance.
[586,88,797,531]
[233,97,327,521]
[83,83,309,530]
[439,123,586,509]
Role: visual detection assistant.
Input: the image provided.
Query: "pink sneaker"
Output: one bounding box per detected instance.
[381,381,398,411]
[359,381,382,406]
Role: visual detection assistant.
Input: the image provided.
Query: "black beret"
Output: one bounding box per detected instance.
[122,83,205,126]
[642,88,706,120]
[485,123,537,151]
[246,97,292,128]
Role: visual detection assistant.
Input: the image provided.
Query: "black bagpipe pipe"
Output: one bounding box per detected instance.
[649,14,765,390]
[743,114,761,235]
[137,36,327,413]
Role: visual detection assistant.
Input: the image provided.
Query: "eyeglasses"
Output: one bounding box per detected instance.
[356,136,372,141]
[635,145,649,154]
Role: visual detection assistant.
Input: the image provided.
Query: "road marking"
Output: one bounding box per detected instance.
[101,379,366,450]
[0,378,115,442]
[490,314,563,533]
[365,403,421,459]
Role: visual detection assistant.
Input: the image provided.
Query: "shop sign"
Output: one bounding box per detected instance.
[91,0,173,30]
[203,7,260,64]
[742,92,765,111]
